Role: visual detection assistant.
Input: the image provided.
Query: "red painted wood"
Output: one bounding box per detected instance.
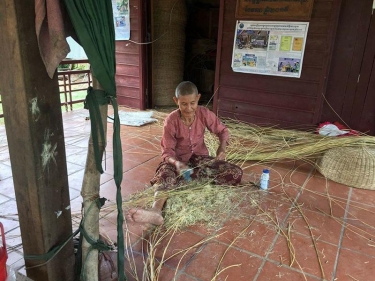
[115,0,147,110]
[310,1,334,18]
[117,96,142,108]
[214,0,342,128]
[359,59,375,135]
[322,0,364,121]
[219,86,317,112]
[213,0,225,114]
[117,86,142,98]
[116,52,140,65]
[116,41,140,53]
[115,74,140,88]
[352,12,375,134]
[116,64,140,76]
[340,1,373,121]
[220,111,314,129]
[219,73,320,97]
[322,0,374,135]
[220,99,314,124]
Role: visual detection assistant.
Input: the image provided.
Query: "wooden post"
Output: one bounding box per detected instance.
[0,1,74,280]
[81,78,108,281]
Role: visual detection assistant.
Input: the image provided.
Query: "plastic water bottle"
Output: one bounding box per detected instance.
[260,169,270,190]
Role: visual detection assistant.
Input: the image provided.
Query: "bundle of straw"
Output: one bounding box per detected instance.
[205,119,375,165]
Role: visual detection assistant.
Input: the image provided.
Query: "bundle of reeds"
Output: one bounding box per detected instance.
[205,118,375,165]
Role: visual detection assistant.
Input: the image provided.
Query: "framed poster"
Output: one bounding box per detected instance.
[231,21,309,78]
[236,0,314,21]
[112,0,130,40]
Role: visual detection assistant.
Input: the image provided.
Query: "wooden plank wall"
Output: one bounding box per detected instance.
[115,0,147,109]
[214,0,341,128]
[321,0,375,135]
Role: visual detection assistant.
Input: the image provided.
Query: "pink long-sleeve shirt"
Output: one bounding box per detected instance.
[161,106,229,163]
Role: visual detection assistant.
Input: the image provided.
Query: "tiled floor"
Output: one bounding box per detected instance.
[1,108,375,281]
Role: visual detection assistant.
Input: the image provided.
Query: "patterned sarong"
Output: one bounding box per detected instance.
[150,154,243,190]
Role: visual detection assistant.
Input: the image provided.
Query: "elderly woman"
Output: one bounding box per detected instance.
[127,81,243,226]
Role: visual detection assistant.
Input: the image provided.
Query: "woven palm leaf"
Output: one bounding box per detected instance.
[317,146,375,190]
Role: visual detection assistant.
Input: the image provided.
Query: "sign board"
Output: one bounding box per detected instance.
[231,20,309,78]
[236,0,315,21]
[112,0,130,40]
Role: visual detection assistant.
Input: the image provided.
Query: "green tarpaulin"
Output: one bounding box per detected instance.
[63,0,125,280]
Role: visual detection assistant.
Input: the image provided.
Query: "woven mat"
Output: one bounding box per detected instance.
[107,110,157,127]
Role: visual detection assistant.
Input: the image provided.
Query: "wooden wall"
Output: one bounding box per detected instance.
[321,0,375,135]
[115,0,147,109]
[214,0,341,128]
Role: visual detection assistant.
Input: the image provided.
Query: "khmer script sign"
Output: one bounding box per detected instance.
[231,20,309,78]
[236,0,315,20]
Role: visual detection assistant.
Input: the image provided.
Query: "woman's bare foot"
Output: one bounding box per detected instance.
[126,208,164,225]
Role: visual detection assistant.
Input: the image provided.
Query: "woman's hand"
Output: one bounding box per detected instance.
[175,161,189,173]
[216,146,226,160]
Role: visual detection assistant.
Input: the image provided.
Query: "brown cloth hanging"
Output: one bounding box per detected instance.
[35,0,72,78]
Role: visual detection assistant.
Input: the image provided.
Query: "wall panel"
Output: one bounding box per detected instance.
[214,0,340,128]
[115,0,147,110]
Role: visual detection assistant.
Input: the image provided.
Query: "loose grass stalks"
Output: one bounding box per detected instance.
[141,212,226,281]
[281,187,327,281]
[298,174,375,231]
[317,208,375,242]
[212,264,241,281]
[254,203,307,281]
[123,220,142,280]
[212,219,256,281]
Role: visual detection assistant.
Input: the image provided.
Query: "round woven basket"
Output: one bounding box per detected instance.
[152,0,187,107]
[317,146,375,190]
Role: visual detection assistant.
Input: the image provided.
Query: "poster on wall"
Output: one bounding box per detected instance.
[231,21,309,78]
[112,0,130,40]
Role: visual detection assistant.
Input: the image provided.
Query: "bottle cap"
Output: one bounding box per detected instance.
[263,169,269,173]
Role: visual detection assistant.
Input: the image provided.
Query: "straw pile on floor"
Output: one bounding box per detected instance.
[121,180,260,230]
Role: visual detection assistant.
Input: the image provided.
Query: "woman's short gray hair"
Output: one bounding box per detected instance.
[175,81,198,98]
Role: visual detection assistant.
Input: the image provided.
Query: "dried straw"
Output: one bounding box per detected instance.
[205,118,375,165]
[119,180,260,230]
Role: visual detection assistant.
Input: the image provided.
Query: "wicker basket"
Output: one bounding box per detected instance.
[317,146,375,190]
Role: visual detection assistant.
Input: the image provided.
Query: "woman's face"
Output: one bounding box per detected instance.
[173,93,201,119]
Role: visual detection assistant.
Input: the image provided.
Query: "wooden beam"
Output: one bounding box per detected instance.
[0,1,75,280]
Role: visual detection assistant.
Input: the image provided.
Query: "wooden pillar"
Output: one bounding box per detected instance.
[0,1,75,280]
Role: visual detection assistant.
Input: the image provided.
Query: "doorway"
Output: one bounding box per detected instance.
[184,0,219,105]
[148,0,220,108]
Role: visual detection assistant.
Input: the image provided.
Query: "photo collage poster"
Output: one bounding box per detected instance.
[112,0,130,40]
[232,21,309,78]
